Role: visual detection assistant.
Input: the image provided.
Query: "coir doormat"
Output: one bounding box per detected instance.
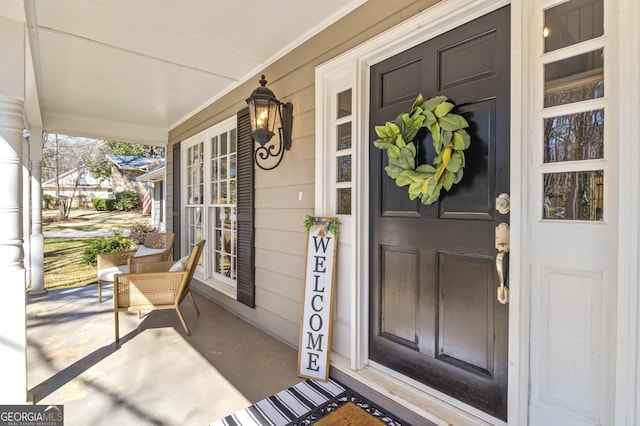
[210,378,410,426]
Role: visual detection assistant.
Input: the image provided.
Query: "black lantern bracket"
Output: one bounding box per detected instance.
[246,75,294,170]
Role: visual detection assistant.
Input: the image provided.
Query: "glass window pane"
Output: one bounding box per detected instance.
[211,136,218,158]
[212,181,219,203]
[212,157,219,178]
[230,179,236,204]
[544,49,603,107]
[544,109,603,162]
[337,188,351,215]
[543,170,603,220]
[221,157,228,179]
[337,123,352,150]
[337,89,352,118]
[220,180,228,203]
[230,129,237,152]
[215,226,223,273]
[544,0,603,53]
[220,133,228,155]
[230,154,237,179]
[337,155,351,182]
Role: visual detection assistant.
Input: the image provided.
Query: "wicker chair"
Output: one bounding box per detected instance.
[96,232,175,302]
[113,240,206,343]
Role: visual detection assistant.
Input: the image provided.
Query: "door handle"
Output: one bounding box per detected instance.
[496,250,509,304]
[495,222,510,304]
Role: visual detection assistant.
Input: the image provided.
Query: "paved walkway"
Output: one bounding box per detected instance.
[27,285,302,426]
[43,229,131,238]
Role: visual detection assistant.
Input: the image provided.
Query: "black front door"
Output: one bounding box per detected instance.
[369,6,510,420]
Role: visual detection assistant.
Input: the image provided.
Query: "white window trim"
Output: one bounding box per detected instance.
[181,115,238,300]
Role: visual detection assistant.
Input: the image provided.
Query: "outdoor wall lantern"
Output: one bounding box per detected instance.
[246,75,293,170]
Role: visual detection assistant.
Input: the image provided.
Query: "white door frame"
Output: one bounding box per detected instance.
[317,0,523,423]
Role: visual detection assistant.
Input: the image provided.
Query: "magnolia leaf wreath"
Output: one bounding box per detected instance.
[373,94,471,205]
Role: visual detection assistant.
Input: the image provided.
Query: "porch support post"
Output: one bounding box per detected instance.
[29,128,45,295]
[23,138,31,289]
[0,16,28,403]
[0,95,27,403]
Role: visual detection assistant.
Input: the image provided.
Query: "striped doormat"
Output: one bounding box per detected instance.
[209,378,409,426]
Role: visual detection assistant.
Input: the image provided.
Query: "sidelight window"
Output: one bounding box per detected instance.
[541,0,605,221]
[335,89,352,215]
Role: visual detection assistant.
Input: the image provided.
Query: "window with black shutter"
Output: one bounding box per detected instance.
[174,111,255,308]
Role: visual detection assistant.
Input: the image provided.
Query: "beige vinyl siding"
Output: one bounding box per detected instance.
[168,0,442,347]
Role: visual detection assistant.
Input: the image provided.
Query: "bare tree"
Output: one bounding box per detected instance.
[43,134,103,219]
[42,134,165,220]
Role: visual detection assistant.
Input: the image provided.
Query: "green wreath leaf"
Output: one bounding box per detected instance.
[446,152,463,172]
[434,101,455,118]
[422,95,448,112]
[423,110,437,127]
[373,94,471,205]
[438,114,465,131]
[387,144,401,159]
[396,170,415,187]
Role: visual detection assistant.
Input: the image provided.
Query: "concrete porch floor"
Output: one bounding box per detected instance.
[27,284,303,425]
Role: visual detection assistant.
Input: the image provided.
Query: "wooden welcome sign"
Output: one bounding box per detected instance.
[298,216,338,381]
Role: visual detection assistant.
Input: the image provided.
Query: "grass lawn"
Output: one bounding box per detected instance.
[43,208,150,232]
[43,209,151,290]
[44,238,97,290]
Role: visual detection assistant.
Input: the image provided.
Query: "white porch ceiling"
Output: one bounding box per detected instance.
[1,0,366,145]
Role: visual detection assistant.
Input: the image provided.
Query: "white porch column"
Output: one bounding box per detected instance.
[22,138,31,289]
[0,95,27,403]
[0,15,27,403]
[29,129,45,295]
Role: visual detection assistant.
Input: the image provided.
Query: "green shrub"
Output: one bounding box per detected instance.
[92,198,116,211]
[115,191,140,211]
[42,194,56,210]
[129,220,156,245]
[81,229,133,265]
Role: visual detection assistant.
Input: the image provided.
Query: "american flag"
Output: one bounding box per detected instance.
[142,183,151,215]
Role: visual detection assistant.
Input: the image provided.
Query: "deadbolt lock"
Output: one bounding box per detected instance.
[496,193,510,214]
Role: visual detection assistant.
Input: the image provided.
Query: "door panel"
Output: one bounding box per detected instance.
[369,6,510,420]
[440,99,496,219]
[437,252,495,376]
[380,246,420,348]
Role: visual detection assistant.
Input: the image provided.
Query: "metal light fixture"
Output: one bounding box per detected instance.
[246,75,293,170]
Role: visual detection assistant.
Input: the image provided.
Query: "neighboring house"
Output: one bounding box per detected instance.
[106,154,162,200]
[3,0,640,425]
[136,160,166,231]
[42,155,164,209]
[41,166,111,208]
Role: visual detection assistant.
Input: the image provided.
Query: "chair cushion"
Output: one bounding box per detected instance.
[134,246,166,257]
[169,255,190,272]
[97,265,129,282]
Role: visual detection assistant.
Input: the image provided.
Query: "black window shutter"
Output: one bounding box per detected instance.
[237,108,255,308]
[172,142,181,260]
